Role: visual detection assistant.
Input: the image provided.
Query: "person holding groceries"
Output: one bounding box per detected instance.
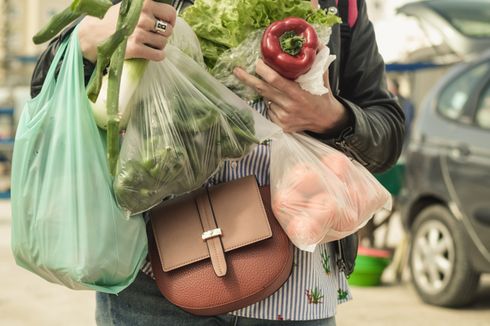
[30,0,404,324]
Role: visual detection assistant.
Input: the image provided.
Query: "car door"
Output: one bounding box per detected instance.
[437,59,490,260]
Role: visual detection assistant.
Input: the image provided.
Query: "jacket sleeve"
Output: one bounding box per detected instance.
[327,0,405,173]
[30,19,96,98]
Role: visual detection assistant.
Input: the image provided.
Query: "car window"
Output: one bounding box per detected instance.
[437,62,490,121]
[476,83,490,130]
[429,1,490,38]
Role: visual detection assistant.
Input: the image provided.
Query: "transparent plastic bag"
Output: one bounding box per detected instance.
[210,29,263,101]
[211,24,333,101]
[270,132,392,252]
[168,17,205,67]
[91,17,204,131]
[114,45,279,215]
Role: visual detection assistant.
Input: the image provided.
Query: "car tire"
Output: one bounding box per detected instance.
[409,204,480,307]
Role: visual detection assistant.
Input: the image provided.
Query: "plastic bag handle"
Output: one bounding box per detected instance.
[37,33,72,96]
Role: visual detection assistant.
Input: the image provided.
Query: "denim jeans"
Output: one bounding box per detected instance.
[96,272,336,326]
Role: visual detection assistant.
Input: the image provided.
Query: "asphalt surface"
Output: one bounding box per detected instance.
[337,276,490,326]
[1,200,489,326]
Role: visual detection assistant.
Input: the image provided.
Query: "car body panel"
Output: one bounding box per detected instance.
[400,51,490,273]
[397,0,490,62]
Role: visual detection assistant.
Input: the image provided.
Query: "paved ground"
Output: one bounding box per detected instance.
[337,277,490,326]
[1,199,490,326]
[0,200,95,326]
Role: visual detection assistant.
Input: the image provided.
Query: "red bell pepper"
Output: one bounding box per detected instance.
[261,17,319,80]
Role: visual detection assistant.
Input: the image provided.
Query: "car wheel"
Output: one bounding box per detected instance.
[409,204,480,307]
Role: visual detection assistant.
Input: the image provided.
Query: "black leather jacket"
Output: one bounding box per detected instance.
[30,0,405,174]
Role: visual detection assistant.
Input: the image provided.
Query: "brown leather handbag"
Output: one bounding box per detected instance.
[148,175,294,316]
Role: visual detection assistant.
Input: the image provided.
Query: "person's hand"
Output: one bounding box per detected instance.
[233,59,350,134]
[78,0,177,63]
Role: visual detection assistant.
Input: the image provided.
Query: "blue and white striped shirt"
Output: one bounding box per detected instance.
[141,0,353,320]
[142,101,352,321]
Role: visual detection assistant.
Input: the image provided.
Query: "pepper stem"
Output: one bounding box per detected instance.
[279,31,305,56]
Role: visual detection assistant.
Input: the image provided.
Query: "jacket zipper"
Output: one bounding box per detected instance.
[334,128,369,166]
[336,240,348,276]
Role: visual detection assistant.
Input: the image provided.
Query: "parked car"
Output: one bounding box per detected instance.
[399,49,490,307]
[396,0,490,64]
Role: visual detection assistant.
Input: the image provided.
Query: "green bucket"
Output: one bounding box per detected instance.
[348,254,391,286]
[374,162,405,196]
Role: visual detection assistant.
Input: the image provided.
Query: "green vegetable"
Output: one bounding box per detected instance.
[167,17,206,67]
[115,144,188,212]
[105,0,148,175]
[112,43,261,214]
[181,0,341,68]
[33,0,155,174]
[114,89,259,214]
[91,59,148,130]
[85,0,172,174]
[32,0,112,45]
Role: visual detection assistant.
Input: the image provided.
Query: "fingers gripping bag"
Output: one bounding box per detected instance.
[114,44,278,215]
[91,17,205,131]
[10,28,147,293]
[270,132,392,252]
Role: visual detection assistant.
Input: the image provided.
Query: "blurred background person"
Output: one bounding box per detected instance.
[388,78,414,150]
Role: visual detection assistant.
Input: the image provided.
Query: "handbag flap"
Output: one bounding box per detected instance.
[150,176,272,272]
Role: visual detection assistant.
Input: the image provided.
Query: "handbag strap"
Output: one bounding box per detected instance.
[196,191,227,277]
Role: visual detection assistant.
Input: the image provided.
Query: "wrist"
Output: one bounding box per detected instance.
[78,17,99,63]
[77,3,118,64]
[315,100,351,134]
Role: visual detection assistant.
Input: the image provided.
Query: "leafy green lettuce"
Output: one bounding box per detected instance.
[181,0,341,68]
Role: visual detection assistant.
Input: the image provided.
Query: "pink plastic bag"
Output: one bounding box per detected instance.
[270,132,392,252]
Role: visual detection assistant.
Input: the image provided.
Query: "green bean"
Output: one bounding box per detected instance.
[230,125,259,144]
[172,108,220,133]
[220,139,248,159]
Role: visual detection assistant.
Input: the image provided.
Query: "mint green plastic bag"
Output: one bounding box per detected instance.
[10,28,148,294]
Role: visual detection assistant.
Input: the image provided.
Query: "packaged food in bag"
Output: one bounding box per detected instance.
[167,17,206,67]
[114,45,279,215]
[270,132,392,252]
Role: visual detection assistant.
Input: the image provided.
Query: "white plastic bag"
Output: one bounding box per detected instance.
[270,132,392,252]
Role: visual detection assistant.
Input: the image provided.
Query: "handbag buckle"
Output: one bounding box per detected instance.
[202,228,223,240]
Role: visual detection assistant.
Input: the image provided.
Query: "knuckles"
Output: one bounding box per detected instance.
[132,30,145,44]
[268,74,282,86]
[141,1,177,26]
[152,50,166,61]
[125,42,139,58]
[137,15,152,29]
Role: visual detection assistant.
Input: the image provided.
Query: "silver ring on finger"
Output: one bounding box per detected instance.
[153,19,169,34]
[266,100,273,110]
